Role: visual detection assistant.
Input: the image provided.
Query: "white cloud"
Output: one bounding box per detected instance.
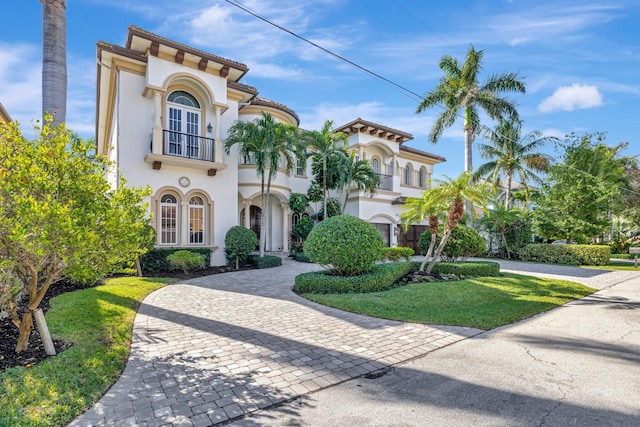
[537,84,603,113]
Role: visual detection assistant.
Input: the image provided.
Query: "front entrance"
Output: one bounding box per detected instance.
[397,225,428,254]
[240,206,262,248]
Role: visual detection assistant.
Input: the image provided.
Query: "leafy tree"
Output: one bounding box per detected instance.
[303,120,349,219]
[475,120,555,207]
[42,0,67,126]
[0,120,151,354]
[224,226,259,270]
[534,133,635,243]
[225,112,298,257]
[403,172,491,274]
[416,46,525,172]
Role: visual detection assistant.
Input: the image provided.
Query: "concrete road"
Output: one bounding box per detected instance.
[233,265,640,426]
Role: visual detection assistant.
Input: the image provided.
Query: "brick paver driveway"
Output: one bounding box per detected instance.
[69,260,480,426]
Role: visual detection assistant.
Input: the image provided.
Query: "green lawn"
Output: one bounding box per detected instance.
[304,273,595,330]
[0,276,173,427]
[582,261,639,271]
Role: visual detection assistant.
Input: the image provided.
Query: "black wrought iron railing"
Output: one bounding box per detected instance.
[376,173,394,191]
[163,130,215,162]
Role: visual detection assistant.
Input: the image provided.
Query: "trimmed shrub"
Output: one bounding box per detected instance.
[294,261,419,294]
[381,247,414,262]
[518,244,580,265]
[167,250,206,273]
[611,253,634,260]
[140,248,211,272]
[292,216,314,242]
[225,226,259,270]
[566,244,610,266]
[249,254,282,269]
[292,252,312,263]
[440,224,486,262]
[303,215,383,276]
[430,261,500,277]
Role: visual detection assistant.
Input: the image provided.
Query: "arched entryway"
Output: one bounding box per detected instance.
[240,206,261,248]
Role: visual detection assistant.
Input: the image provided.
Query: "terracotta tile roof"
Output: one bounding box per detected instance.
[334,117,413,143]
[399,145,446,162]
[249,97,300,125]
[227,81,258,96]
[126,25,248,75]
[97,41,148,63]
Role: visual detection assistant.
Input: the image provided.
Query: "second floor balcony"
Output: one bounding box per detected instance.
[376,173,394,191]
[163,130,215,162]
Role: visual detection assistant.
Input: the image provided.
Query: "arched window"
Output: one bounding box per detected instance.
[389,160,394,175]
[160,194,178,244]
[166,90,202,158]
[419,168,426,188]
[404,164,412,185]
[372,158,379,174]
[189,196,205,244]
[296,156,305,175]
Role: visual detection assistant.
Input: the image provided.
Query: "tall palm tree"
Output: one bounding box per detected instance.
[42,0,67,126]
[479,204,521,259]
[303,120,348,219]
[400,190,447,271]
[225,112,297,257]
[416,46,525,172]
[405,172,492,274]
[338,152,379,213]
[475,120,555,208]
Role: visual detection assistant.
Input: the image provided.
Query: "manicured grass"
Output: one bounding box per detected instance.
[0,276,173,427]
[304,273,595,330]
[582,261,639,271]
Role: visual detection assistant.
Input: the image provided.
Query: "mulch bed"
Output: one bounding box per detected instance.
[0,264,259,372]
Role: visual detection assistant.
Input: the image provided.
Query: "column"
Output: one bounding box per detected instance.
[243,200,251,228]
[180,200,189,246]
[281,202,289,253]
[151,90,163,154]
[214,106,222,162]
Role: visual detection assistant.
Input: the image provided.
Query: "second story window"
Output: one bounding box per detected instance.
[404,165,412,186]
[296,157,305,175]
[166,90,201,157]
[372,158,379,174]
[419,168,425,188]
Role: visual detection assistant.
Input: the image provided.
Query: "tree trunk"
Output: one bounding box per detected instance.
[505,172,512,208]
[419,233,438,272]
[135,257,142,277]
[500,229,511,259]
[259,174,266,258]
[264,177,273,256]
[322,157,327,220]
[42,0,67,126]
[426,228,453,274]
[15,311,34,353]
[463,107,473,172]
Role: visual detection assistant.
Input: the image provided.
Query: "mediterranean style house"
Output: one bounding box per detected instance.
[96,26,445,265]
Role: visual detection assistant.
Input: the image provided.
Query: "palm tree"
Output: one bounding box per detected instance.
[42,0,67,126]
[475,120,555,207]
[338,152,379,213]
[303,120,348,219]
[225,112,297,257]
[405,172,492,274]
[416,46,525,172]
[480,204,521,259]
[400,190,447,271]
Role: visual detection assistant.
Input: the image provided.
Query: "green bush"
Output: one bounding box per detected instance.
[418,231,434,255]
[611,253,634,260]
[248,254,282,269]
[140,248,211,272]
[304,215,384,276]
[518,244,610,266]
[166,250,206,273]
[430,261,500,277]
[566,244,610,266]
[294,261,419,294]
[225,226,259,270]
[518,244,580,265]
[440,224,486,262]
[381,247,415,262]
[293,216,314,241]
[292,252,312,263]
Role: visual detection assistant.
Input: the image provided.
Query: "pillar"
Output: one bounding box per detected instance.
[151,90,163,154]
[214,106,222,162]
[281,202,289,253]
[243,199,251,229]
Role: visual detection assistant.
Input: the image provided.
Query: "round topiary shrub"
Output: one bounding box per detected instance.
[224,226,258,270]
[440,224,486,262]
[303,215,383,276]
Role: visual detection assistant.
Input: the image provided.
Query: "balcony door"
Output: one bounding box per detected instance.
[167,90,201,159]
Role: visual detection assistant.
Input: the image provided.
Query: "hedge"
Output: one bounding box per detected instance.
[381,247,414,262]
[140,247,211,272]
[430,261,500,277]
[292,252,312,263]
[249,254,282,269]
[294,261,419,294]
[518,244,610,266]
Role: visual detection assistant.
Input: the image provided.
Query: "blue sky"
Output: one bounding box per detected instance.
[2,0,639,177]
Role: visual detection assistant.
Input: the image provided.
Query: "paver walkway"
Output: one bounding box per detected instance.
[69,260,480,427]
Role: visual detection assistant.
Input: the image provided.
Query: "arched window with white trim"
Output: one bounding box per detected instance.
[160,194,179,245]
[189,195,205,244]
[419,168,426,188]
[404,164,413,186]
[372,158,380,174]
[166,90,201,158]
